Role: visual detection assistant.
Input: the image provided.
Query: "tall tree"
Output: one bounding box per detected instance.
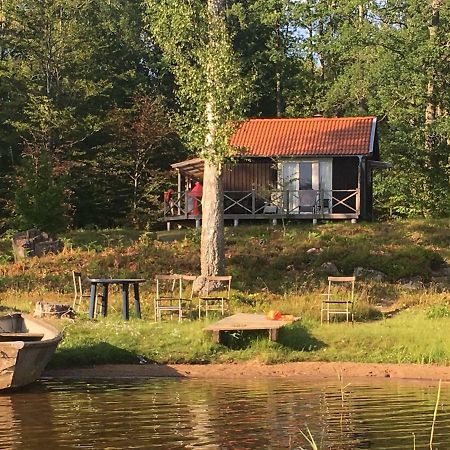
[147,0,248,275]
[1,0,169,229]
[100,94,180,227]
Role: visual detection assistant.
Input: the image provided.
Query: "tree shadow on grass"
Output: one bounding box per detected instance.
[278,322,325,351]
[49,341,149,369]
[217,322,325,352]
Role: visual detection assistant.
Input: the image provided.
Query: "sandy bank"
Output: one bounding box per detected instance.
[44,361,450,382]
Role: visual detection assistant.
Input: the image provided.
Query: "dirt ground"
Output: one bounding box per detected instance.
[44,361,450,382]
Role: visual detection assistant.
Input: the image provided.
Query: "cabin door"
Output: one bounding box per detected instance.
[281,160,332,213]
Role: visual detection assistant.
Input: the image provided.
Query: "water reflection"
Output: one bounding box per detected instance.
[0,378,449,449]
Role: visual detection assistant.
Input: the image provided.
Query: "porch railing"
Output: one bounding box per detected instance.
[164,189,360,218]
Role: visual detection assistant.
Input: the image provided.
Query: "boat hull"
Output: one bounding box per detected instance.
[0,314,62,390]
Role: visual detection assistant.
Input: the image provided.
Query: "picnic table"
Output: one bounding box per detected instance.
[204,313,298,344]
[88,278,146,321]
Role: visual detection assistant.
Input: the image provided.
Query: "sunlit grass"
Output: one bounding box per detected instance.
[0,219,449,368]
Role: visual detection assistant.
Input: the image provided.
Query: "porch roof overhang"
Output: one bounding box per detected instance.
[171,158,204,179]
[171,154,391,179]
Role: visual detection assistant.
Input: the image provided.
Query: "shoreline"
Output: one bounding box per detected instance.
[44,361,450,382]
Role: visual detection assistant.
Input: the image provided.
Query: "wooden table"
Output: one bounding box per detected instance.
[204,313,297,344]
[88,278,146,320]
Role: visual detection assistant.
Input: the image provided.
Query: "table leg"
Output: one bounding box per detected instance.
[269,329,278,342]
[89,283,97,319]
[101,284,108,317]
[212,330,221,344]
[133,283,142,319]
[122,283,129,321]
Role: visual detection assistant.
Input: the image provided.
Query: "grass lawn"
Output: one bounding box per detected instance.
[39,306,450,368]
[0,219,449,368]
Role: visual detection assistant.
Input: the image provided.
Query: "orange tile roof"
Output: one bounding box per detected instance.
[230,116,376,157]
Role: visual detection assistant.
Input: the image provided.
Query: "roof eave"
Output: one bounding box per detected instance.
[368,117,377,154]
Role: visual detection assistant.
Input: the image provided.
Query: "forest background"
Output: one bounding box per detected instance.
[0,0,449,234]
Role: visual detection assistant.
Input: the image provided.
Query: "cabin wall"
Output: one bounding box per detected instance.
[223,159,276,191]
[363,159,373,220]
[363,132,379,220]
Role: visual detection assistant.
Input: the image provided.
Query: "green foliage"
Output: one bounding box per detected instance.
[14,152,68,233]
[1,0,182,229]
[426,304,450,320]
[1,0,450,231]
[0,221,447,366]
[146,0,250,162]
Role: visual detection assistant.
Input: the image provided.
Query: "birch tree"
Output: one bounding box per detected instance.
[147,0,248,275]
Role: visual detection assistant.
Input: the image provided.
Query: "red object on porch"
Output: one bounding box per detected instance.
[189,181,203,215]
[164,188,174,203]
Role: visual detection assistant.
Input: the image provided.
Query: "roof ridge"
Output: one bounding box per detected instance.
[244,116,375,122]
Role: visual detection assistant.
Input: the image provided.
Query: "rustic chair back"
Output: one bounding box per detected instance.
[320,276,356,324]
[154,274,193,322]
[72,271,101,317]
[198,275,232,318]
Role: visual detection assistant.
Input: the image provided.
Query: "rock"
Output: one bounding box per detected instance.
[306,247,322,254]
[353,267,387,281]
[430,277,449,291]
[192,275,208,294]
[319,262,339,275]
[397,276,424,290]
[12,229,64,261]
[431,266,450,278]
[34,302,74,319]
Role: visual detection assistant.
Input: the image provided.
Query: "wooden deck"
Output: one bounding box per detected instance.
[204,313,298,343]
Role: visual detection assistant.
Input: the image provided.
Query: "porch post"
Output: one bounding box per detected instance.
[356,157,362,217]
[252,189,256,214]
[177,170,182,215]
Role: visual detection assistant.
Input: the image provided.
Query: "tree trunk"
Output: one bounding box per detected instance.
[200,159,224,276]
[424,0,441,190]
[200,0,226,276]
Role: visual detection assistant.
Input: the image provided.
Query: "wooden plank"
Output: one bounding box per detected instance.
[204,313,297,336]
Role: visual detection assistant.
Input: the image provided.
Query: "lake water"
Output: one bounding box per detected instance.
[0,378,449,449]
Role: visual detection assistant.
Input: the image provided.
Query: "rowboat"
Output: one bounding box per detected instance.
[0,313,62,390]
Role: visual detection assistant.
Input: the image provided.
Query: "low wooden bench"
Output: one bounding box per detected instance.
[204,313,298,344]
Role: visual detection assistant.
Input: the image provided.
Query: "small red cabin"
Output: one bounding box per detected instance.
[165,116,390,228]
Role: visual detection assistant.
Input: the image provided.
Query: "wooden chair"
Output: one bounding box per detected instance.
[198,275,232,318]
[72,271,102,316]
[154,274,194,322]
[320,276,356,324]
[299,190,319,213]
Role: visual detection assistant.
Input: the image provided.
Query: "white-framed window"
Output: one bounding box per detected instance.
[280,159,332,213]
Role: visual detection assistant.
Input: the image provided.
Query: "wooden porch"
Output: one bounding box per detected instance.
[164,188,360,228]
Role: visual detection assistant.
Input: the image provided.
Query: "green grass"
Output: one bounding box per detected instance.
[38,305,450,369]
[0,219,449,368]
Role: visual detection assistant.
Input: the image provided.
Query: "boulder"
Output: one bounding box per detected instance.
[397,276,425,290]
[34,302,74,319]
[319,261,339,275]
[12,229,64,261]
[432,266,450,278]
[192,275,208,295]
[353,267,387,281]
